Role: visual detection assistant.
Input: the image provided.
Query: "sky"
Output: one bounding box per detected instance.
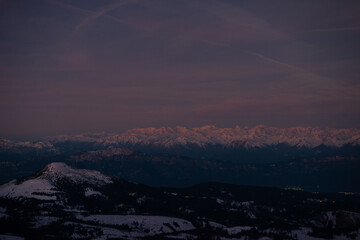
[1,0,360,138]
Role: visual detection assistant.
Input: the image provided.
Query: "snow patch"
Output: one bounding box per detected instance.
[165,233,197,239]
[226,226,253,235]
[84,188,102,197]
[291,228,323,240]
[0,234,25,240]
[0,207,7,219]
[208,221,226,229]
[32,216,60,228]
[0,179,58,201]
[76,214,195,235]
[216,198,225,204]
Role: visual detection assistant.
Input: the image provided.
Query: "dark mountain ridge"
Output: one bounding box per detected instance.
[1,145,360,192]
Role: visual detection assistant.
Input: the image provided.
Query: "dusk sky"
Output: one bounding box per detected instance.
[1,0,360,138]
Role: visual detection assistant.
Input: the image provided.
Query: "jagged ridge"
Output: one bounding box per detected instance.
[3,125,360,151]
[99,125,360,148]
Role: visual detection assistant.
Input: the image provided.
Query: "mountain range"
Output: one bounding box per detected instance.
[46,125,360,148]
[1,125,360,192]
[2,125,360,152]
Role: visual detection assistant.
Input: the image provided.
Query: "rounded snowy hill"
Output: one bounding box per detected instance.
[0,162,112,201]
[40,162,112,185]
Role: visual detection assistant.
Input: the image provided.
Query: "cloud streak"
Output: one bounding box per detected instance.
[73,0,134,35]
[310,26,360,32]
[48,0,141,33]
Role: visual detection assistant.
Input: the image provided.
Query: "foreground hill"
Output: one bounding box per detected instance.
[0,163,360,240]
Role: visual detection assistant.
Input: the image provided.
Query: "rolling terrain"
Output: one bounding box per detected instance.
[1,163,360,240]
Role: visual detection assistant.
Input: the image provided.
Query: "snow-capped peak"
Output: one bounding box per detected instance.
[40,162,113,186]
[0,163,112,201]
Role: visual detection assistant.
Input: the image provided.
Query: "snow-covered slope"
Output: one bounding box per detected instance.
[77,215,195,236]
[40,162,112,185]
[0,178,58,200]
[0,163,112,200]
